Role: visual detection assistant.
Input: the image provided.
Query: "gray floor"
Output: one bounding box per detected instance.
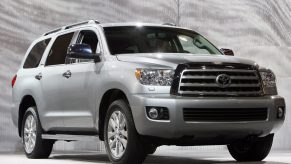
[1,149,291,164]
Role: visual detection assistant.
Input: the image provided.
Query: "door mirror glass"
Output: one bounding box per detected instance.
[220,48,234,56]
[67,44,100,62]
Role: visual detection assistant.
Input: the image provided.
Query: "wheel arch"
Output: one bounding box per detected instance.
[18,95,37,137]
[98,88,130,141]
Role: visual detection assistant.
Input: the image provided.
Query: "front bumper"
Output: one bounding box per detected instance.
[130,94,285,141]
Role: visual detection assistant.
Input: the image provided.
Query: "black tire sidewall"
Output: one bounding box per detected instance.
[227,134,274,161]
[146,145,157,155]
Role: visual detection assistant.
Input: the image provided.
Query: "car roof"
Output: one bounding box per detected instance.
[99,22,192,30]
[41,20,194,37]
[100,22,172,27]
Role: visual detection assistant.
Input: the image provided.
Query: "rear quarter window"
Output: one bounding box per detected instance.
[23,38,51,69]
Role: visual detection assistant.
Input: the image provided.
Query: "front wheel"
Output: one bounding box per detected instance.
[22,107,54,158]
[104,100,147,164]
[227,134,274,161]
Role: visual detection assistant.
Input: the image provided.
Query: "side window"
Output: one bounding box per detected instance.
[77,30,99,53]
[45,32,74,66]
[23,38,51,68]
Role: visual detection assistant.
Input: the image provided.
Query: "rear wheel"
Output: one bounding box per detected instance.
[22,107,54,158]
[227,134,274,161]
[104,100,147,164]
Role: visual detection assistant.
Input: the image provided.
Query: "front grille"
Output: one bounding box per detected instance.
[173,63,262,96]
[183,108,268,122]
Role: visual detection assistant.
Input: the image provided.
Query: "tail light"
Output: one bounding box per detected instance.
[11,75,17,88]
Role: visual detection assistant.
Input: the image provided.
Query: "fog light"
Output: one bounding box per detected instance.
[148,108,159,119]
[146,107,169,120]
[277,107,285,119]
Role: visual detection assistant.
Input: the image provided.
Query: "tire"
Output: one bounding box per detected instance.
[145,144,157,155]
[104,100,147,164]
[227,134,274,162]
[21,107,54,158]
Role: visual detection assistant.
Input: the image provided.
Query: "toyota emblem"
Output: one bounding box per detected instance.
[216,74,231,88]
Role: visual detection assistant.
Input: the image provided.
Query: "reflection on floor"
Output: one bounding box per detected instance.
[0,149,290,164]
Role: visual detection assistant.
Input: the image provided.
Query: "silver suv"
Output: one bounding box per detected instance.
[11,20,285,164]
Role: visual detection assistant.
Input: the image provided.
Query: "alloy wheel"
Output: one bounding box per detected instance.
[23,115,37,154]
[107,111,128,159]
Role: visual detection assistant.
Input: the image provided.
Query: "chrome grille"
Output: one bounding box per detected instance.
[177,64,262,96]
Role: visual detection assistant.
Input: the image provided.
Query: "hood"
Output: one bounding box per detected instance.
[116,53,257,69]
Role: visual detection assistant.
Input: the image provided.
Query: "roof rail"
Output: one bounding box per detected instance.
[162,22,176,26]
[43,20,100,36]
[64,20,100,29]
[43,28,63,36]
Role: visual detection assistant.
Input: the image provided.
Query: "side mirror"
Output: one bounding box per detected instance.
[67,44,101,62]
[220,48,234,56]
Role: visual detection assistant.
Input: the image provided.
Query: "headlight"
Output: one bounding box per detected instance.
[259,69,277,95]
[135,69,175,86]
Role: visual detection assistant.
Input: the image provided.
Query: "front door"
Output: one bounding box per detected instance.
[62,29,101,132]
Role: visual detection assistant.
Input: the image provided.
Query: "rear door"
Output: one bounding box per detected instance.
[19,38,53,130]
[39,32,74,131]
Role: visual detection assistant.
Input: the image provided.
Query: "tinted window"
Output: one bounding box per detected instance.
[23,38,51,68]
[45,32,74,66]
[104,26,222,55]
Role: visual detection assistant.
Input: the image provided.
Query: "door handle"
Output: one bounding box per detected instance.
[35,73,42,80]
[62,70,72,78]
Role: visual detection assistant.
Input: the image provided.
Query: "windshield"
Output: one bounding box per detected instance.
[104,26,222,55]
